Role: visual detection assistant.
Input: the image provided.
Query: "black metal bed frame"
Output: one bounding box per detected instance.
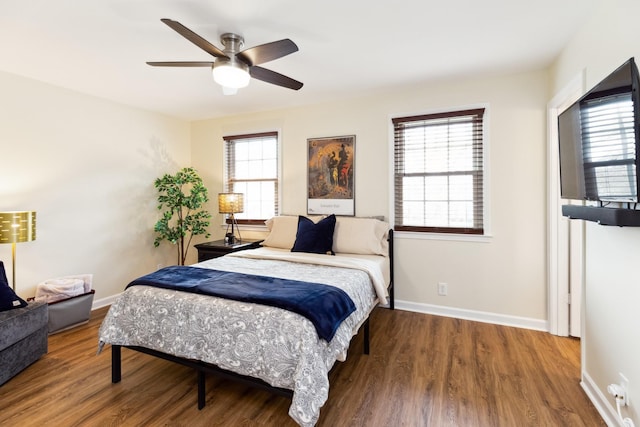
[110,229,394,409]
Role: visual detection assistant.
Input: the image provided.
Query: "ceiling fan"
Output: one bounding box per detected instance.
[147,19,303,94]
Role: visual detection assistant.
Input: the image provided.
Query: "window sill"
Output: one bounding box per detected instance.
[218,224,268,233]
[394,230,493,243]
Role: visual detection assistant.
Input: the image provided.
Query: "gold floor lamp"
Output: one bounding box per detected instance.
[0,211,36,290]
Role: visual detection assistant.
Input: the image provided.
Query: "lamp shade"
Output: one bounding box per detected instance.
[212,62,250,89]
[218,193,244,214]
[0,211,36,244]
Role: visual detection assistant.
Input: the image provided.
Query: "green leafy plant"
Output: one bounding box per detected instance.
[154,167,212,265]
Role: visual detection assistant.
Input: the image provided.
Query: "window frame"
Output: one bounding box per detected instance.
[223,131,280,226]
[391,106,489,237]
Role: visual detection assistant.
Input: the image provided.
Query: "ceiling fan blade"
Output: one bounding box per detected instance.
[147,61,214,67]
[160,18,227,59]
[238,39,298,66]
[250,66,303,90]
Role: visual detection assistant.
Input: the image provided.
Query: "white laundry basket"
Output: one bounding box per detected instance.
[34,275,94,333]
[46,290,95,333]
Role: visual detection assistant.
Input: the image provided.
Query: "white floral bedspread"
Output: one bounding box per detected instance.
[98,252,382,426]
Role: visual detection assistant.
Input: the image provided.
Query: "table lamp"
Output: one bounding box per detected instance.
[0,211,36,290]
[218,193,243,244]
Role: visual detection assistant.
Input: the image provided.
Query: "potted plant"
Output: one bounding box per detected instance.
[153,167,212,265]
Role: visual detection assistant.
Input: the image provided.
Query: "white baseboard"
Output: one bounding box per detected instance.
[581,370,623,427]
[395,299,549,332]
[92,293,121,310]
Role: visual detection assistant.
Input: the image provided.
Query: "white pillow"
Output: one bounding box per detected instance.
[332,217,389,255]
[263,216,300,249]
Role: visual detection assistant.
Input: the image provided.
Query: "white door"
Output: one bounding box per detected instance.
[548,72,585,337]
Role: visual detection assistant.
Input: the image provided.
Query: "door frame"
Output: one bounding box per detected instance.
[547,71,585,337]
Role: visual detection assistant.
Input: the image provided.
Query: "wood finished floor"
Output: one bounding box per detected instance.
[0,306,605,426]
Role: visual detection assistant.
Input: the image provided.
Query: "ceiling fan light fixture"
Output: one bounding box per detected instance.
[212,61,250,89]
[149,20,302,91]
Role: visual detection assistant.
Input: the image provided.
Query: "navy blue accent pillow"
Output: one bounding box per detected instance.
[0,261,28,312]
[291,214,336,255]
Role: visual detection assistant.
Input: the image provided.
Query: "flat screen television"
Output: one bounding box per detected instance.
[558,57,640,204]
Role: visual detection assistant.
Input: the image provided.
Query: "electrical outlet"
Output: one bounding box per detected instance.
[438,282,448,296]
[620,373,630,406]
[157,263,163,270]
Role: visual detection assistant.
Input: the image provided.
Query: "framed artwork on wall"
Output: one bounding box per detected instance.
[307,135,355,216]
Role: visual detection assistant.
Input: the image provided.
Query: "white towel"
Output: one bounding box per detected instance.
[35,274,93,303]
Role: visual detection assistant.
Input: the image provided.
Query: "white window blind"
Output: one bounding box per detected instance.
[393,108,485,234]
[223,132,279,223]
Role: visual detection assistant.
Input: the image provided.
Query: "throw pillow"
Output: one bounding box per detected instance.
[0,261,28,312]
[291,214,336,255]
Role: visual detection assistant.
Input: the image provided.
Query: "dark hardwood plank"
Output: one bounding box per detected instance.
[0,306,604,426]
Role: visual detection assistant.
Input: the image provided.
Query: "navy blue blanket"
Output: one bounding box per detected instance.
[126,266,356,341]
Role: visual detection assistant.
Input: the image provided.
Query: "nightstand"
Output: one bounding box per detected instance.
[194,239,263,262]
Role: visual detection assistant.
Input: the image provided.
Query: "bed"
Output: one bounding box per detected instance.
[98,215,394,426]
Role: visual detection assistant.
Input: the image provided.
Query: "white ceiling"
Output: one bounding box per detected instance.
[0,0,598,121]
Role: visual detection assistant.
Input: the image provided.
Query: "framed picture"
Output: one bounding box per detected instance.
[307,135,355,216]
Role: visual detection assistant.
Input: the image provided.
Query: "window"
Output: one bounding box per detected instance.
[223,131,279,224]
[393,108,485,234]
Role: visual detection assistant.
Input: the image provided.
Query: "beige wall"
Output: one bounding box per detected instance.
[550,0,640,423]
[192,68,549,326]
[0,70,191,302]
